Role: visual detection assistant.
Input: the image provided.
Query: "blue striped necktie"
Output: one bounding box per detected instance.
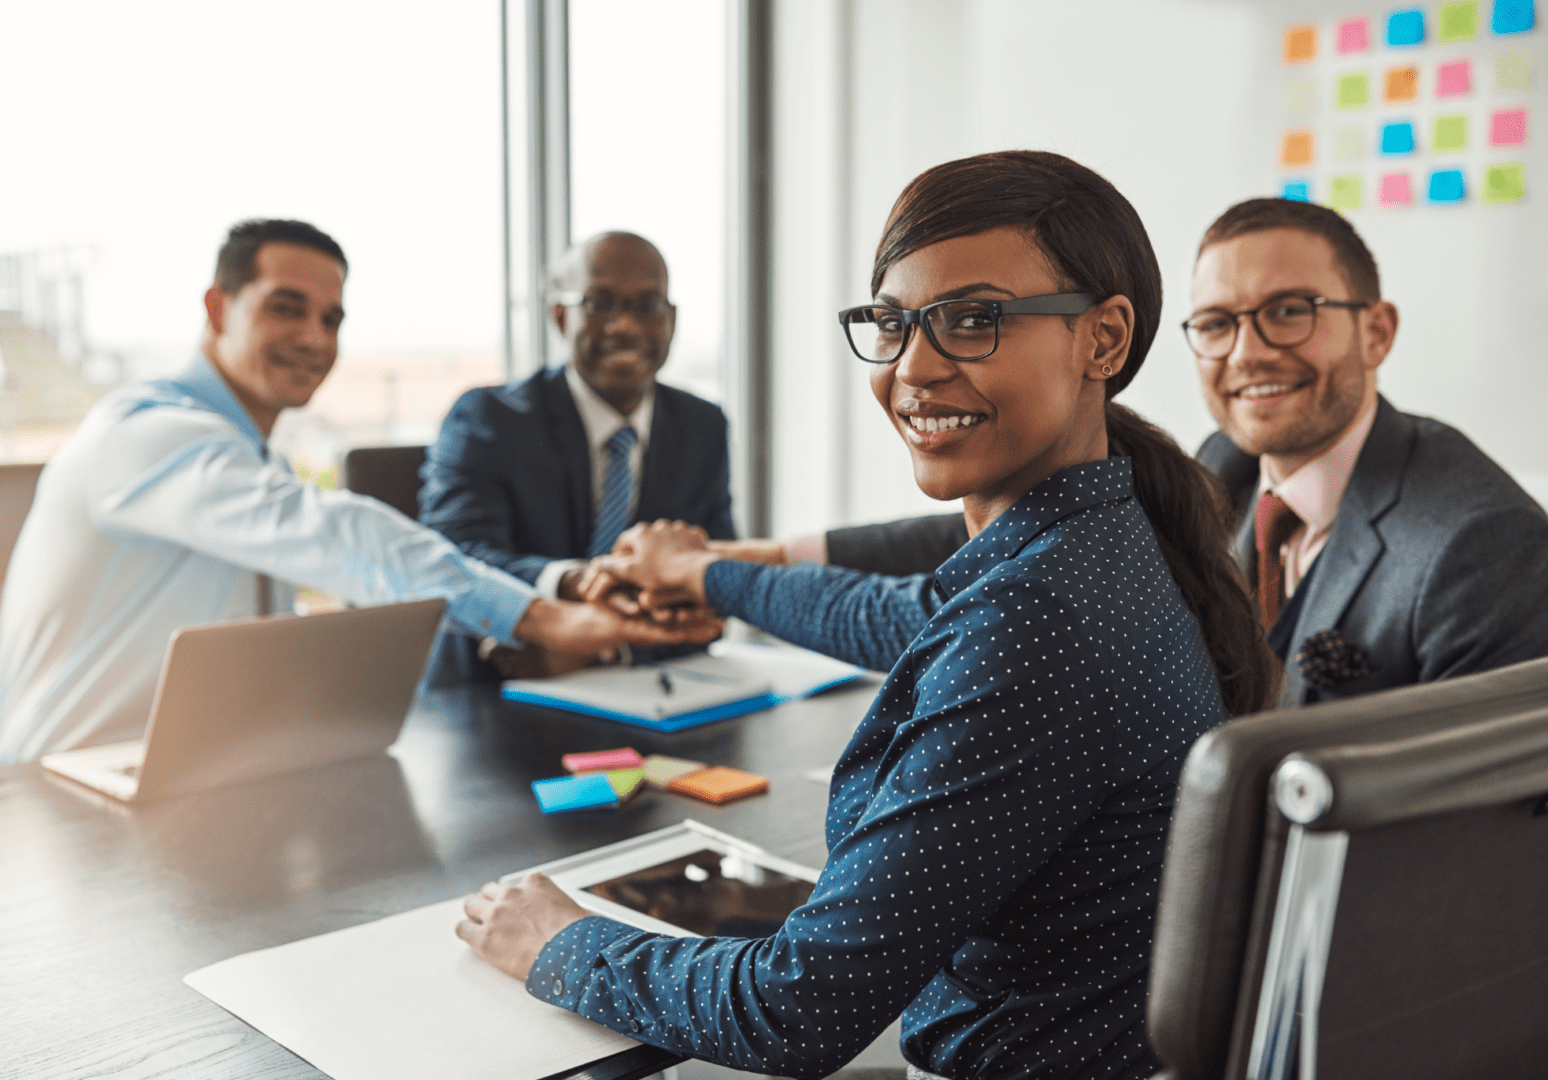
[588,425,639,558]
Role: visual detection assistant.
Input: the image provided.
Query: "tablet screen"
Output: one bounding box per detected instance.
[585,848,815,937]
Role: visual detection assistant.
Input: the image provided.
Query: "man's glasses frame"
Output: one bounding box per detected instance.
[1181,293,1370,360]
[837,292,1098,364]
[556,290,675,322]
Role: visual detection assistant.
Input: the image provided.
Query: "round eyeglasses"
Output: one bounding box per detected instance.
[838,293,1097,364]
[1182,294,1369,360]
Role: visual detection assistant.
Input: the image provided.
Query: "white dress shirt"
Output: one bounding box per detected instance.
[534,366,655,597]
[0,356,536,763]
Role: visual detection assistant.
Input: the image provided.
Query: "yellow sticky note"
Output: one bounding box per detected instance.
[1433,114,1469,151]
[1330,175,1364,210]
[1284,78,1317,114]
[1438,1,1480,41]
[1284,23,1318,63]
[1496,52,1533,91]
[1281,129,1316,168]
[1483,162,1526,203]
[1337,73,1370,108]
[1332,125,1367,162]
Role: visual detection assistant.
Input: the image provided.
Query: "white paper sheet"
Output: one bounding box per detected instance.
[184,897,640,1080]
[706,641,867,700]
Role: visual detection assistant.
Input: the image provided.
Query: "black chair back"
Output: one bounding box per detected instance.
[340,446,427,520]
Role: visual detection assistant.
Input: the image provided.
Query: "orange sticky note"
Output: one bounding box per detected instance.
[1284,23,1318,63]
[1281,130,1315,168]
[668,765,769,806]
[1384,65,1419,102]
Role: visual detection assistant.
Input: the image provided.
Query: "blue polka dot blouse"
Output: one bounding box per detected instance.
[528,456,1229,1079]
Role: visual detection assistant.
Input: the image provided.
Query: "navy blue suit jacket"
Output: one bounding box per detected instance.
[1199,395,1548,706]
[419,366,735,585]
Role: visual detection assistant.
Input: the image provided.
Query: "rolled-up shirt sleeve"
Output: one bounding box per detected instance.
[526,579,1112,1079]
[86,406,535,643]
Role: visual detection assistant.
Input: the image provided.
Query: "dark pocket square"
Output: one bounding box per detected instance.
[1296,629,1374,690]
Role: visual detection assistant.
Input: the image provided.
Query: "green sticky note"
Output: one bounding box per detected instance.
[1437,0,1480,41]
[1484,162,1526,203]
[1495,52,1532,91]
[1330,174,1365,210]
[1337,72,1370,108]
[1433,114,1469,151]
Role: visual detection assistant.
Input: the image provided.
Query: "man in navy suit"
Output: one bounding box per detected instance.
[420,231,733,678]
[1187,198,1548,706]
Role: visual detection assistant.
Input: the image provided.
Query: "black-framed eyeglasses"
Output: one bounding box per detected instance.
[1182,294,1370,360]
[556,289,674,322]
[837,293,1098,364]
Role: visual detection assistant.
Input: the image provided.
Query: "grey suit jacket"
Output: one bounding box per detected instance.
[1198,395,1548,706]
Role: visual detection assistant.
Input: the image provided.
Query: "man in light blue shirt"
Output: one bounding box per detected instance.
[0,219,707,763]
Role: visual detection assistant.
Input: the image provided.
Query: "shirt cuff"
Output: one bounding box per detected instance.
[448,561,537,645]
[527,915,653,1030]
[535,558,587,600]
[783,532,828,565]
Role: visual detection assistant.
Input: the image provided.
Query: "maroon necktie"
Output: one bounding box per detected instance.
[1255,492,1303,628]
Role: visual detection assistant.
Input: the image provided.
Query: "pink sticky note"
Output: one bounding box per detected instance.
[1491,108,1528,146]
[562,747,644,774]
[1436,59,1472,97]
[1338,16,1370,52]
[1379,172,1414,206]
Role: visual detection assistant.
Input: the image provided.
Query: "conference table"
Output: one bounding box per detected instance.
[0,674,882,1080]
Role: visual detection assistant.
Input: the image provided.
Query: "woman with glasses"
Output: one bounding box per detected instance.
[456,150,1278,1080]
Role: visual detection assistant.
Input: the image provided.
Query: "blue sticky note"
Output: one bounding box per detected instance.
[1381,121,1416,154]
[1388,9,1427,44]
[1428,168,1467,202]
[533,773,619,813]
[1282,180,1312,201]
[1493,0,1536,33]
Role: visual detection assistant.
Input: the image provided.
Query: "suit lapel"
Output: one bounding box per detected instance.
[540,368,595,546]
[1281,397,1414,702]
[636,389,678,522]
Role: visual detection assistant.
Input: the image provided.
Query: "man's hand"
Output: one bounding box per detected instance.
[512,596,722,654]
[595,521,722,611]
[456,873,589,981]
[707,538,789,565]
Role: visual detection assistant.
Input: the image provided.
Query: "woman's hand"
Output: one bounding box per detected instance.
[594,520,721,611]
[456,872,590,980]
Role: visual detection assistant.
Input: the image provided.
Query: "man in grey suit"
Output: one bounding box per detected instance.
[1185,197,1548,705]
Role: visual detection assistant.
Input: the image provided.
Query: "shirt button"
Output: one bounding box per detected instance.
[630,1019,642,1032]
[553,979,564,995]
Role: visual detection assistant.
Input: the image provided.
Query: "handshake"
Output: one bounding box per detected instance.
[497,521,747,678]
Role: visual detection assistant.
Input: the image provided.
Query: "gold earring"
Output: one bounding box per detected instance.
[1101,364,1113,377]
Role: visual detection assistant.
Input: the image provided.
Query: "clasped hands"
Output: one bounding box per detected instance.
[498,521,726,677]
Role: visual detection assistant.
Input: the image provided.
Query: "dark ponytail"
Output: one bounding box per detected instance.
[1105,403,1279,715]
[875,150,1278,715]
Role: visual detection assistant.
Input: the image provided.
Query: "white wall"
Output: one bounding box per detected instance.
[769,0,1548,536]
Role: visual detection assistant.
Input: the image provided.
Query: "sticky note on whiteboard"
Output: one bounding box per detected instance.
[1384,65,1420,101]
[1330,175,1365,210]
[1484,162,1526,202]
[1337,73,1371,108]
[1491,108,1528,145]
[1333,125,1368,161]
[1282,180,1313,201]
[1284,78,1317,113]
[1428,169,1467,203]
[1433,114,1470,150]
[1379,173,1415,206]
[1284,23,1318,62]
[1281,130,1315,167]
[1381,122,1417,154]
[1387,9,1427,45]
[1492,0,1536,34]
[1438,1,1481,40]
[1437,60,1473,97]
[1338,16,1371,51]
[1495,52,1533,89]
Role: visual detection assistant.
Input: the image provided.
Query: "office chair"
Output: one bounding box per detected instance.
[1146,654,1548,1080]
[0,461,44,586]
[339,445,427,520]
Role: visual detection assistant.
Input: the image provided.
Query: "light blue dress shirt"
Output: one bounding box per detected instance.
[0,355,535,763]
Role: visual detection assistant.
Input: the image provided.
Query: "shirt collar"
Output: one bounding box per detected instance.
[1255,399,1377,534]
[168,353,270,453]
[933,456,1134,601]
[563,363,654,454]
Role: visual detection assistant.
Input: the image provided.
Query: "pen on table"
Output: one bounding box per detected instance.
[658,671,674,695]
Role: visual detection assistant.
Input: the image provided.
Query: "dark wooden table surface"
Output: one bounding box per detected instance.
[0,677,882,1080]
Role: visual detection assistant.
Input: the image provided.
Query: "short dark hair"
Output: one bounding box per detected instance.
[214,219,347,294]
[1198,198,1381,300]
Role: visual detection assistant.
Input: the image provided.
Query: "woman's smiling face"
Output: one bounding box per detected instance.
[869,225,1128,529]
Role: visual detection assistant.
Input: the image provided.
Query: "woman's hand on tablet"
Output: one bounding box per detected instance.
[456,872,589,981]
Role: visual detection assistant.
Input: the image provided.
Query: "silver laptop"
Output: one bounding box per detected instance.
[42,598,446,803]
